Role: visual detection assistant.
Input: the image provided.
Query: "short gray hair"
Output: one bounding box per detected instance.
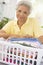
[16,0,32,13]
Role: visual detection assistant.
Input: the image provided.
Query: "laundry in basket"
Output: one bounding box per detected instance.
[0,38,43,65]
[8,38,41,48]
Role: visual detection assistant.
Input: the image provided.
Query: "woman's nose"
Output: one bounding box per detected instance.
[20,12,23,16]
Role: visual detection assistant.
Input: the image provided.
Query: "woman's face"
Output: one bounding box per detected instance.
[16,5,30,22]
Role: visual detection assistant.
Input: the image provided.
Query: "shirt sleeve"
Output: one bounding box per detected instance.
[2,21,12,34]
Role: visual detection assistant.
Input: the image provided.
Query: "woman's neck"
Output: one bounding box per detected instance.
[17,20,26,29]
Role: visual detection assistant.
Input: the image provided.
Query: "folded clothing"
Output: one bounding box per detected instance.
[8,38,41,48]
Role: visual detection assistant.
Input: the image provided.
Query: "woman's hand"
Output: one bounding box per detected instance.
[10,34,33,38]
[7,34,20,40]
[20,34,34,38]
[38,36,43,44]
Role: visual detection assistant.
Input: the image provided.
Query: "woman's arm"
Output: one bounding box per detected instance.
[0,30,10,39]
[8,34,33,40]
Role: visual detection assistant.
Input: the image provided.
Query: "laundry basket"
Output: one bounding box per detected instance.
[0,38,43,65]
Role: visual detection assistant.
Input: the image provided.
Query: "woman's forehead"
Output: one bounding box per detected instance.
[17,5,29,11]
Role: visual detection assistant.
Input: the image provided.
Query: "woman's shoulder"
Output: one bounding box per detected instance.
[29,17,37,21]
[6,19,17,25]
[28,17,38,23]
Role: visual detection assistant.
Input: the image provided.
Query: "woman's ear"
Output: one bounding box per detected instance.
[38,36,43,44]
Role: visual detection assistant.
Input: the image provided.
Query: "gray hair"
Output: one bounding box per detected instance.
[16,0,32,13]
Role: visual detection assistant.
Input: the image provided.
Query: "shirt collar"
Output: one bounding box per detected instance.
[16,17,29,25]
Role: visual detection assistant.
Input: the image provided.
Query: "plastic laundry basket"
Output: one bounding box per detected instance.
[0,38,43,65]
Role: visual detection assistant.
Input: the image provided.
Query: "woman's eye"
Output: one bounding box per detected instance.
[18,10,21,12]
[24,12,27,14]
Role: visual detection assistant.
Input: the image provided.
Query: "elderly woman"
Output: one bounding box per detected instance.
[0,0,43,43]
